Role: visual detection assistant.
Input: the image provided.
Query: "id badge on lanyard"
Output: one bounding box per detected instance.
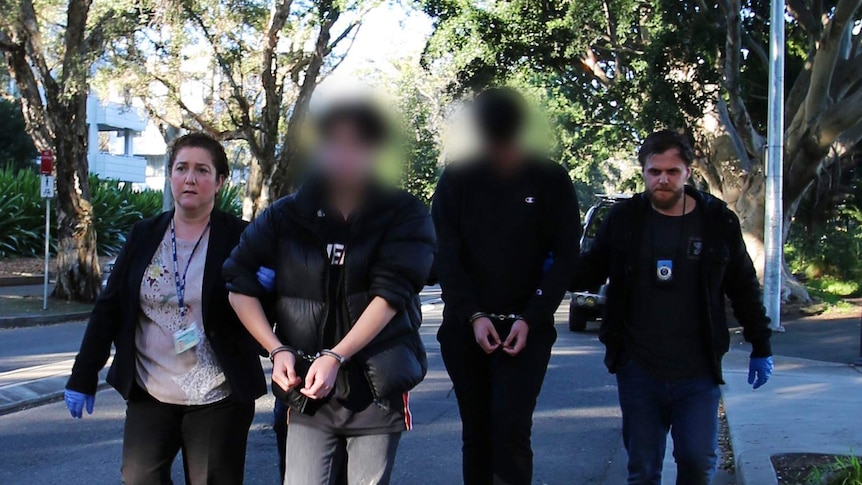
[170,219,209,354]
[173,322,200,354]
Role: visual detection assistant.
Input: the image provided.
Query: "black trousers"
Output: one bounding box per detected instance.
[121,386,255,485]
[439,319,556,485]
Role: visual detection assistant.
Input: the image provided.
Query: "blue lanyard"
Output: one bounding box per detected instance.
[170,219,210,319]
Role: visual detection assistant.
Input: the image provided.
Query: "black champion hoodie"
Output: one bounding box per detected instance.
[432,156,581,329]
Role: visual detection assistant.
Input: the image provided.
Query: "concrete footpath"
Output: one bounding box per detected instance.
[0,284,92,329]
[721,349,862,485]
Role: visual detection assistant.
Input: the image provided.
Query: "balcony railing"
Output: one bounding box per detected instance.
[89,153,147,183]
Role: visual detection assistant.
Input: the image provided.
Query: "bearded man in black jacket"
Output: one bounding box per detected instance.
[577,130,774,485]
[432,88,581,485]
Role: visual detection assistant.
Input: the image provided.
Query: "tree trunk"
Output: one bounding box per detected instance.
[693,98,812,303]
[707,164,812,302]
[243,156,270,220]
[267,4,340,200]
[161,125,180,212]
[51,96,101,301]
[269,141,302,200]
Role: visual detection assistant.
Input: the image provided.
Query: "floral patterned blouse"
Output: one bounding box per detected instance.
[135,227,230,405]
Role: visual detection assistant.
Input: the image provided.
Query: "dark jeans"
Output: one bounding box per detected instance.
[616,359,720,485]
[283,422,401,485]
[439,320,556,485]
[274,399,288,480]
[121,386,255,485]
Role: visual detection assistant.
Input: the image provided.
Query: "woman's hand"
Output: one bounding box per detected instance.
[64,390,95,418]
[272,351,301,391]
[300,355,340,400]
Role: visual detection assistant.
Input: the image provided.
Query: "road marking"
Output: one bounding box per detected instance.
[0,357,112,390]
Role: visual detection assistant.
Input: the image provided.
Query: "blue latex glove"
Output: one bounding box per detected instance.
[748,356,774,390]
[64,389,95,418]
[257,266,276,293]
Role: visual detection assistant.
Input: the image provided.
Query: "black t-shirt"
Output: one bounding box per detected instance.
[624,206,712,380]
[288,207,408,436]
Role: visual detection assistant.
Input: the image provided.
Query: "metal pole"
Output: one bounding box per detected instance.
[43,198,50,310]
[764,0,785,332]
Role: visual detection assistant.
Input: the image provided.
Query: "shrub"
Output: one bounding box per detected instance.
[0,169,243,258]
[0,169,47,257]
[786,198,862,298]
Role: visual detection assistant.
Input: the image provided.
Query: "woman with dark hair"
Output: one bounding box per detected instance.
[224,100,436,485]
[64,133,266,484]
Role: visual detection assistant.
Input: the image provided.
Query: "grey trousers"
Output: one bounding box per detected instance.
[284,422,401,485]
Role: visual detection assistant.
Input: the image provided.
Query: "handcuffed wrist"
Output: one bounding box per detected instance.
[469,312,488,324]
[320,349,348,366]
[269,345,295,363]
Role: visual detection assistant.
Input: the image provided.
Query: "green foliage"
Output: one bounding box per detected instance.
[0,169,242,258]
[786,190,862,293]
[393,66,448,205]
[810,454,862,485]
[0,99,38,171]
[0,170,44,257]
[216,184,244,216]
[420,0,663,200]
[365,55,453,205]
[89,178,162,255]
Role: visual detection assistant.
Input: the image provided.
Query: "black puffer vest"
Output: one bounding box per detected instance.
[224,180,436,405]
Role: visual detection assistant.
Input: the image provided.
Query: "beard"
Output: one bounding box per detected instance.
[647,186,684,210]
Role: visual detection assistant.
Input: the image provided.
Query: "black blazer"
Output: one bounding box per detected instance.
[67,209,266,402]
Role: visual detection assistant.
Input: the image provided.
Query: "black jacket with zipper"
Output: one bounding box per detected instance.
[222,180,437,403]
[577,187,772,383]
[66,210,267,402]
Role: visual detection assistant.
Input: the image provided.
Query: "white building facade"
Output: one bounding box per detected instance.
[86,95,150,183]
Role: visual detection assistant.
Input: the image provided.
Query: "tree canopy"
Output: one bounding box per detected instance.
[0,98,37,170]
[420,0,862,300]
[1,0,148,300]
[102,0,372,217]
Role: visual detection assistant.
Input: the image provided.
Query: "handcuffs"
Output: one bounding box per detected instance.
[469,312,526,324]
[268,345,348,366]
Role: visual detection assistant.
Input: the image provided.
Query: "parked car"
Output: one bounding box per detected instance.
[100,258,116,290]
[569,194,631,332]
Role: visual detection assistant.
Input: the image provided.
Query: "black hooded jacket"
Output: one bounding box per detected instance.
[577,187,772,383]
[222,180,437,403]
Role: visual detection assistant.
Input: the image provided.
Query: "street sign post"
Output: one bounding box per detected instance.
[40,174,55,198]
[40,150,54,311]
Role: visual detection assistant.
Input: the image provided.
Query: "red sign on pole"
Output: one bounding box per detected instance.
[40,150,54,174]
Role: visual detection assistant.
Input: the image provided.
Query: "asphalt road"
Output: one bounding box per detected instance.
[728,312,861,364]
[0,320,86,372]
[2,303,855,484]
[0,309,629,484]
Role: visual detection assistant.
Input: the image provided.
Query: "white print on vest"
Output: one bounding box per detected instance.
[327,243,346,266]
